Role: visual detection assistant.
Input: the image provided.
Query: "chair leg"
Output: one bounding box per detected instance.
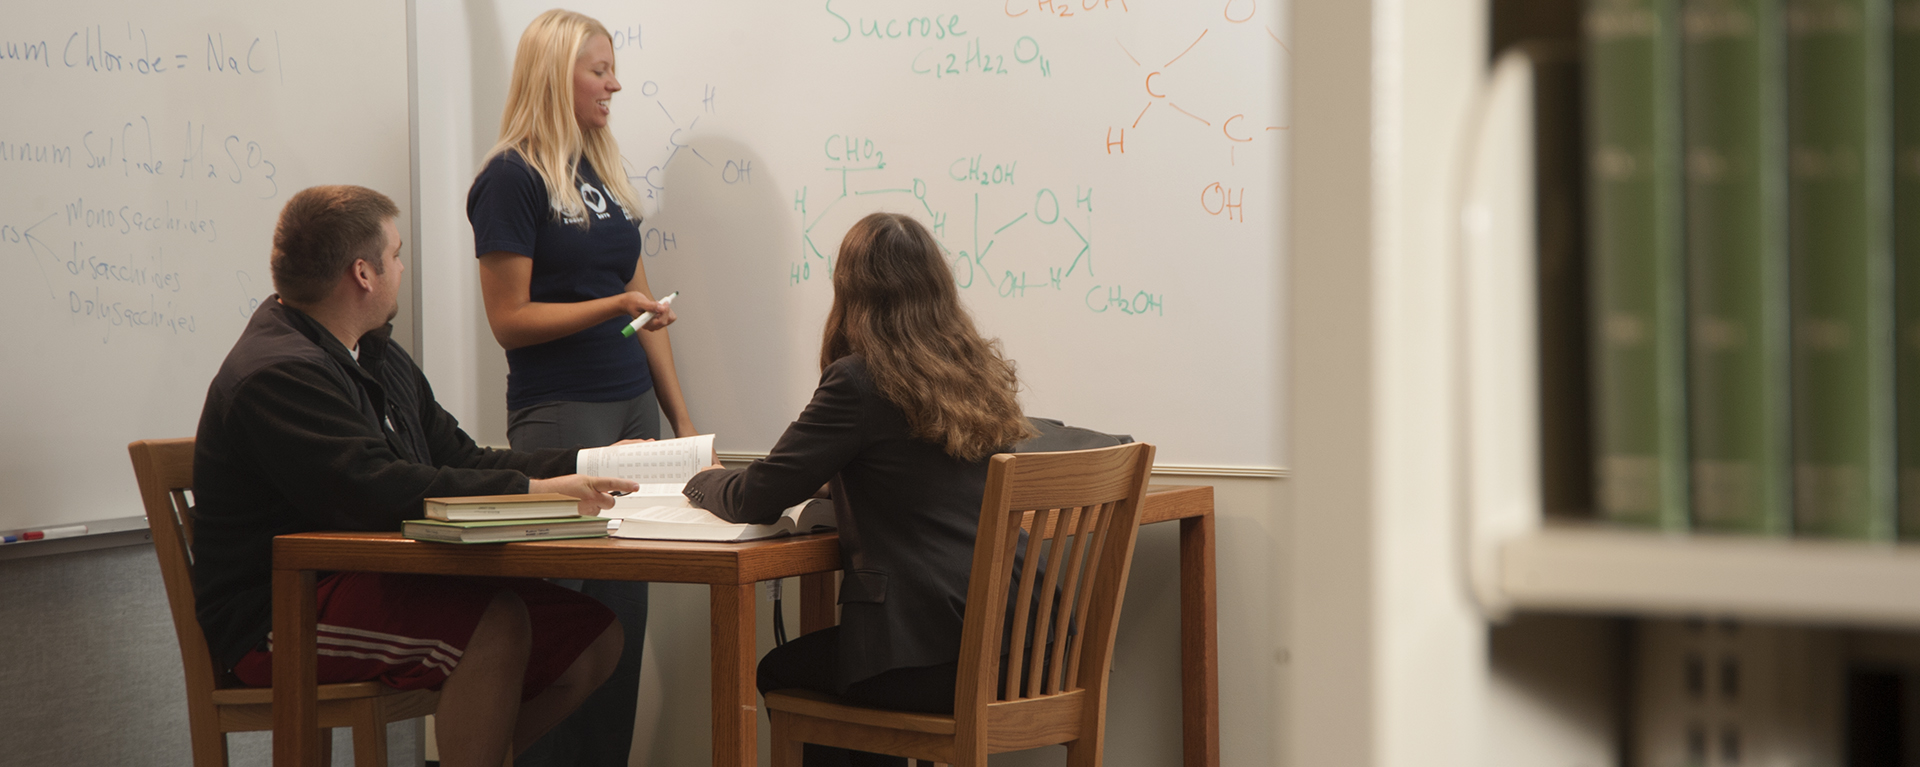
[350,704,388,766]
[320,729,334,765]
[1064,737,1104,767]
[189,727,228,767]
[768,714,803,767]
[953,739,988,767]
[772,737,803,767]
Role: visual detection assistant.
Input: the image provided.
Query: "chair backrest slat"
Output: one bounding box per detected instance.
[1020,506,1073,698]
[1043,503,1097,696]
[952,443,1154,741]
[999,506,1050,700]
[168,489,194,556]
[1063,500,1117,691]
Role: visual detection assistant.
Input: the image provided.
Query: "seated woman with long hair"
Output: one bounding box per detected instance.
[683,211,1036,767]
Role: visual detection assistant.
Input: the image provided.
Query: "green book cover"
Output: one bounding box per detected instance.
[1786,0,1896,539]
[1682,0,1793,534]
[1895,0,1920,538]
[1587,0,1691,528]
[402,515,610,544]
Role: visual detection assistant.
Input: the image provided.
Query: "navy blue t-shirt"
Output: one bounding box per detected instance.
[467,151,651,411]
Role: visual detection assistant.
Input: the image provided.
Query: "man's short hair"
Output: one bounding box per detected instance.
[270,185,399,305]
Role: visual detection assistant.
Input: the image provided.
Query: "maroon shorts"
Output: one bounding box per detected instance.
[232,572,614,700]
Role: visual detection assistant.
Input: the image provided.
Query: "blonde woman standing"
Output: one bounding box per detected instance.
[466,9,691,765]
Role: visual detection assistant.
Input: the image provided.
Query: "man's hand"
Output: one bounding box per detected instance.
[529,474,640,515]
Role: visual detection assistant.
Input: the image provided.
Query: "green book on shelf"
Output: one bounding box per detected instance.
[1786,0,1896,539]
[1586,0,1691,529]
[1681,0,1793,534]
[1896,0,1920,538]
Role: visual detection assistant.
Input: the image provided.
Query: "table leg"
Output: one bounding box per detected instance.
[272,567,320,767]
[798,572,837,634]
[710,583,757,767]
[1179,513,1220,767]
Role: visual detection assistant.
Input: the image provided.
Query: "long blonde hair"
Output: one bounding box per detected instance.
[822,213,1036,461]
[486,9,644,224]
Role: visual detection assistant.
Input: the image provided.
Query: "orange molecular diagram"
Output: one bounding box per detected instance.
[1087,0,1286,223]
[1104,0,1286,166]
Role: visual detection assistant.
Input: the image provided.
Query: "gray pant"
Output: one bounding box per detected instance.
[509,390,658,767]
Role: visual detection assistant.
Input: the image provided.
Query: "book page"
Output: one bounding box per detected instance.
[576,434,716,488]
[607,494,693,515]
[608,498,833,541]
[782,499,837,533]
[602,504,732,525]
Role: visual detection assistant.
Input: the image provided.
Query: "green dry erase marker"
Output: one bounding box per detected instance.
[620,291,678,338]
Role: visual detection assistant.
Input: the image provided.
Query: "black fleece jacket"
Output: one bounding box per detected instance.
[191,297,577,669]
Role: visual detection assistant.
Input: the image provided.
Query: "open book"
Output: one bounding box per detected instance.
[577,434,835,541]
[576,434,717,507]
[608,498,835,542]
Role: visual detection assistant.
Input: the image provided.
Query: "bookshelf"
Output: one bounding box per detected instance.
[1293,0,1919,764]
[1471,0,1920,634]
[1462,2,1920,765]
[1467,48,1920,633]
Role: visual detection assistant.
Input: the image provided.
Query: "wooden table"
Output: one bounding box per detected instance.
[271,484,1217,767]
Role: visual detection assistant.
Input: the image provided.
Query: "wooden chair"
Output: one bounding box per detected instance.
[765,442,1157,767]
[129,438,439,767]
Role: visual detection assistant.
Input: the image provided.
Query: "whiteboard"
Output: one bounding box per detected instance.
[0,1,413,535]
[474,0,1289,469]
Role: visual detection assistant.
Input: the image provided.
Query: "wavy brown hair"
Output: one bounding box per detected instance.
[821,213,1035,461]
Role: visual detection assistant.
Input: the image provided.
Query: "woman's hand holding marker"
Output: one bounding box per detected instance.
[621,290,679,337]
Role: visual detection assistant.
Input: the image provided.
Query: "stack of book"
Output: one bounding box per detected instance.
[1584,0,1914,540]
[399,435,836,544]
[402,494,607,544]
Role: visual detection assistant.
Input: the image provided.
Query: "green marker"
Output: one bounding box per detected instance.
[620,291,678,338]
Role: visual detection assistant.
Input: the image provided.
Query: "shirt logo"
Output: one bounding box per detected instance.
[580,182,612,220]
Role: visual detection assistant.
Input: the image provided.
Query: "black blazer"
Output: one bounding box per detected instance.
[683,355,996,689]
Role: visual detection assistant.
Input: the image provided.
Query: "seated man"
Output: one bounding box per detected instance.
[190,184,638,766]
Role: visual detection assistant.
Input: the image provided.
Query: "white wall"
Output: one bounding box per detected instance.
[414,0,513,445]
[1289,0,1383,762]
[1291,3,1642,767]
[1373,0,1492,765]
[1289,0,1577,765]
